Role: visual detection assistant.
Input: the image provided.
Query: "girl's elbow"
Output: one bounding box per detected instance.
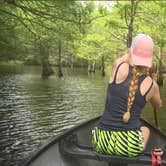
[155,99,162,109]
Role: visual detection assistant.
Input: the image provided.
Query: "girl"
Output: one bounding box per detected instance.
[92,34,162,157]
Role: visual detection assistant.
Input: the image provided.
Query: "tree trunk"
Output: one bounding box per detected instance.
[92,61,96,73]
[70,55,74,69]
[88,60,91,73]
[88,60,96,74]
[70,62,74,69]
[157,47,163,86]
[127,24,133,48]
[101,55,105,77]
[40,42,54,79]
[153,63,158,74]
[126,0,138,48]
[58,39,63,77]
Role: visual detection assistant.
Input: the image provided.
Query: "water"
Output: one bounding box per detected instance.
[0,64,165,166]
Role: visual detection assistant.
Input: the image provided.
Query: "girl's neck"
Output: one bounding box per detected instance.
[128,56,134,66]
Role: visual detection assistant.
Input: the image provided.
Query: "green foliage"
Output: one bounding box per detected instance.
[0,0,165,68]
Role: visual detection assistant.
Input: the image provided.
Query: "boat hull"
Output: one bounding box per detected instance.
[21,117,166,166]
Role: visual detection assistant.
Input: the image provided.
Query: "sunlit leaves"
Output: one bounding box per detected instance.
[0,0,165,67]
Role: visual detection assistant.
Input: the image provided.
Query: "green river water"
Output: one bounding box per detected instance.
[0,64,165,166]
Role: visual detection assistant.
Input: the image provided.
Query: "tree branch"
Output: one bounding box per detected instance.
[3,0,85,24]
[124,7,129,27]
[0,8,37,36]
[110,32,126,43]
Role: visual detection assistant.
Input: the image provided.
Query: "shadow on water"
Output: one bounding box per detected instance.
[0,64,165,166]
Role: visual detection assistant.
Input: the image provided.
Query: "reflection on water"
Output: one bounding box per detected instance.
[0,65,107,166]
[0,64,165,166]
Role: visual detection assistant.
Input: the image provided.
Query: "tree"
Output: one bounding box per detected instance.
[136,1,166,85]
[0,0,93,77]
[0,0,165,80]
[106,1,165,83]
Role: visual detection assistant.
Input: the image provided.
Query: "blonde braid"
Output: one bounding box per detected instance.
[123,66,149,123]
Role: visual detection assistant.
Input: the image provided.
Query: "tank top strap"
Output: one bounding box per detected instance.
[138,75,153,97]
[138,74,147,86]
[144,79,153,97]
[113,62,127,83]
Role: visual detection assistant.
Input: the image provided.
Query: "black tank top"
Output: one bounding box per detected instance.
[98,62,153,131]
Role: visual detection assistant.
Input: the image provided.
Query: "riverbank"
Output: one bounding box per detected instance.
[0,60,23,66]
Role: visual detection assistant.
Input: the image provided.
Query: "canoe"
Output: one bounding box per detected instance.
[20,116,166,166]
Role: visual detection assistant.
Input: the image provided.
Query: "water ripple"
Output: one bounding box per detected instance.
[0,67,165,166]
[0,68,108,166]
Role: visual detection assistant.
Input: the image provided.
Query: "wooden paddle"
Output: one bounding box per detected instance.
[153,108,160,130]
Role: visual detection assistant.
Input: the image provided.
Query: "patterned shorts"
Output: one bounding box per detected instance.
[92,127,144,157]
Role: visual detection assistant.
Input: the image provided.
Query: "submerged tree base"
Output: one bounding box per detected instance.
[42,65,54,79]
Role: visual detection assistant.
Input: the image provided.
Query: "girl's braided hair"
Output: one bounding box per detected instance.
[123,65,149,123]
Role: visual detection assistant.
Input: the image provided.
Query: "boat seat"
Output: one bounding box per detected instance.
[59,133,166,165]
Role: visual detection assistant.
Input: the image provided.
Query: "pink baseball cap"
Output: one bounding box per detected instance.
[130,33,154,67]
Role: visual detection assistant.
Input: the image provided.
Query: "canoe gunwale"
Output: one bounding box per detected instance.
[20,116,166,166]
[59,127,166,165]
[141,118,166,139]
[20,116,101,166]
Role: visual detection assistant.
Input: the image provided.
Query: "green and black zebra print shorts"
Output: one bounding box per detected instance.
[92,127,144,157]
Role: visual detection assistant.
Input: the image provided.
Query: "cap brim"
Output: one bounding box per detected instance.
[131,54,152,68]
